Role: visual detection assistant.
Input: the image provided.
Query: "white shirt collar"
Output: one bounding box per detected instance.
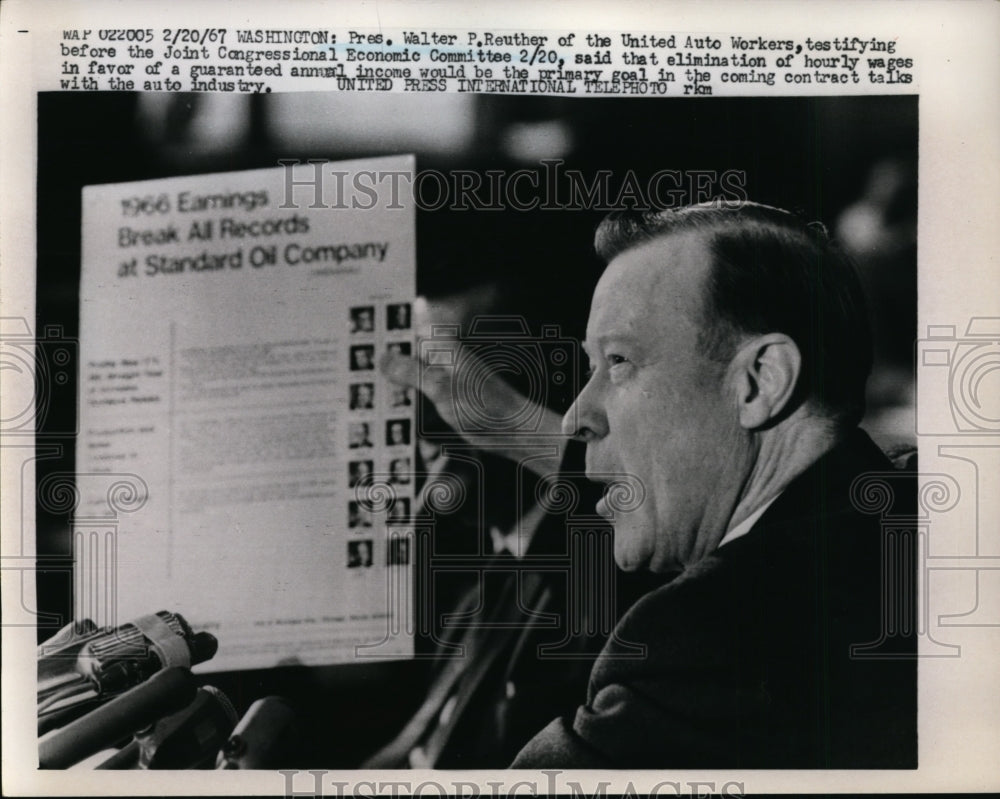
[717,493,781,550]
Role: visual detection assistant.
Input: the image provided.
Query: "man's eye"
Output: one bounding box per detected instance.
[584,355,628,379]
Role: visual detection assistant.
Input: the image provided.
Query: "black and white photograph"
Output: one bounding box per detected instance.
[350,305,376,335]
[349,343,376,372]
[348,421,373,450]
[26,83,926,775]
[349,382,375,411]
[387,302,412,331]
[348,460,373,489]
[348,501,374,530]
[385,418,411,448]
[389,457,412,485]
[3,1,999,795]
[347,539,374,569]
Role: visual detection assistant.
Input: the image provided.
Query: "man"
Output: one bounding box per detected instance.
[381,202,915,769]
[509,202,916,768]
[348,501,373,529]
[388,302,412,331]
[386,419,410,447]
[349,460,373,488]
[389,457,411,485]
[348,539,373,568]
[348,422,373,450]
[351,306,375,334]
[351,344,375,371]
[350,382,375,410]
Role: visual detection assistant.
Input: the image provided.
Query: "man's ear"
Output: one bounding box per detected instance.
[730,334,802,429]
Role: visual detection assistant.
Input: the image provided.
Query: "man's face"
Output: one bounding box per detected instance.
[565,232,748,572]
[351,423,369,445]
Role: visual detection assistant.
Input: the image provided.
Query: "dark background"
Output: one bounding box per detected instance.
[34,91,917,765]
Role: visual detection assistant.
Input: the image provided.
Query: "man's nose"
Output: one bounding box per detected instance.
[561,377,608,441]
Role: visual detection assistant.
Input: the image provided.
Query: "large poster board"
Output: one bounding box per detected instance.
[78,157,416,670]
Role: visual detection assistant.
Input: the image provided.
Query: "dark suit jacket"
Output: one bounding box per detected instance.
[362,444,664,769]
[513,429,917,768]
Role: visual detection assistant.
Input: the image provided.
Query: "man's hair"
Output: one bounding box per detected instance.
[594,202,873,427]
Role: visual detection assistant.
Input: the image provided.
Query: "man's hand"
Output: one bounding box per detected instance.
[380,348,568,477]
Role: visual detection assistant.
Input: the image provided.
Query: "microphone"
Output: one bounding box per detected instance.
[38,611,218,733]
[78,611,217,689]
[39,666,197,769]
[216,697,298,769]
[132,686,238,769]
